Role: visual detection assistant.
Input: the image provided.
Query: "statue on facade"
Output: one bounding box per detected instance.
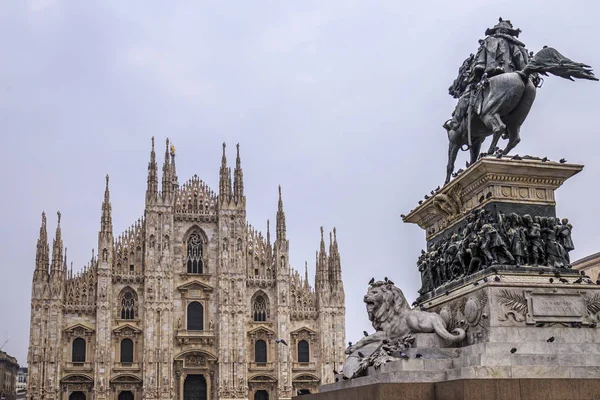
[342,280,465,378]
[443,18,597,184]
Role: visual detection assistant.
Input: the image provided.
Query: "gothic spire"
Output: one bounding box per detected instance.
[170,142,179,192]
[316,226,328,284]
[276,185,286,242]
[233,143,245,203]
[161,138,173,198]
[50,211,63,274]
[219,143,232,202]
[101,175,112,235]
[146,136,158,202]
[329,227,343,284]
[34,211,50,279]
[266,219,271,247]
[304,261,310,290]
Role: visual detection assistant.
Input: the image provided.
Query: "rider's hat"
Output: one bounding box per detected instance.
[485,17,522,37]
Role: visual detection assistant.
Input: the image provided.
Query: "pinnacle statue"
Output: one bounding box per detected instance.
[443,18,597,184]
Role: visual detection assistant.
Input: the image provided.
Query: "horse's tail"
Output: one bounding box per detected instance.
[522,47,598,82]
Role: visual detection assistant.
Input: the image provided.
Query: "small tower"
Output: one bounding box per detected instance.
[33,212,50,285]
[219,143,232,205]
[233,143,245,207]
[146,136,158,204]
[161,138,174,200]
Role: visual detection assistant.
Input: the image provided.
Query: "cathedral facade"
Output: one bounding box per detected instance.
[26,139,346,400]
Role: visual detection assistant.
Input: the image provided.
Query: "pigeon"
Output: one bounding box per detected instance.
[415,353,423,358]
[418,200,423,205]
[411,301,418,307]
[590,322,597,328]
[473,281,479,286]
[385,277,389,282]
[358,351,365,358]
[536,322,545,327]
[483,277,489,283]
[435,186,440,191]
[491,267,498,274]
[581,271,586,276]
[541,157,548,162]
[388,279,395,285]
[363,331,369,337]
[486,192,493,199]
[549,278,554,283]
[538,270,545,275]
[400,214,406,219]
[452,172,458,178]
[574,277,583,284]
[466,161,470,168]
[554,271,561,278]
[420,305,426,311]
[547,336,555,343]
[494,276,501,282]
[560,158,567,164]
[424,195,430,200]
[333,368,339,375]
[559,278,569,284]
[399,352,409,360]
[276,339,288,346]
[348,341,353,347]
[369,277,375,285]
[430,190,435,195]
[479,195,485,203]
[445,290,450,296]
[456,169,464,174]
[512,154,522,160]
[496,152,503,158]
[510,348,517,354]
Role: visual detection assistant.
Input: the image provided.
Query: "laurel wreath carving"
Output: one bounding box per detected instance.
[494,289,527,314]
[586,293,600,315]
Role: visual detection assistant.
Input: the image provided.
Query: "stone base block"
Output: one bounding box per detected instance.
[294,379,600,400]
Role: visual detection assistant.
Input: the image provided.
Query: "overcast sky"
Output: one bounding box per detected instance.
[1,1,599,365]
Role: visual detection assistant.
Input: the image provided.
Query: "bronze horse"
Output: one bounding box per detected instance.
[445,47,597,184]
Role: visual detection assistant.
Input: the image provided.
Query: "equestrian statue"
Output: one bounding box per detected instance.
[443,18,597,184]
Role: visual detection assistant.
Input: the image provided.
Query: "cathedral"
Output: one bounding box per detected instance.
[26,139,346,400]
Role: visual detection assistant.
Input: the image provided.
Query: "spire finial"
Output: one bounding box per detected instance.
[57,210,61,225]
[320,226,324,240]
[105,174,109,187]
[333,227,337,243]
[222,142,226,155]
[151,136,155,150]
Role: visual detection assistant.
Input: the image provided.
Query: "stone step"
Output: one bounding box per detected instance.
[453,352,600,368]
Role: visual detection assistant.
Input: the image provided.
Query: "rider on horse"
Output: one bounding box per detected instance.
[444,18,531,140]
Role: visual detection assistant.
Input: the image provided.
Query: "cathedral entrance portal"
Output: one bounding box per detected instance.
[254,390,269,400]
[118,391,134,400]
[184,374,207,400]
[69,392,86,400]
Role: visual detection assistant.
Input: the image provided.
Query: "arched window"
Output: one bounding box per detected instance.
[298,340,310,363]
[253,295,267,322]
[119,289,137,320]
[72,338,86,363]
[255,340,267,363]
[187,232,204,274]
[187,301,204,331]
[120,338,134,363]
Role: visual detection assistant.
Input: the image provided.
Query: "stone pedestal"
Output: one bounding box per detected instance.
[403,156,583,245]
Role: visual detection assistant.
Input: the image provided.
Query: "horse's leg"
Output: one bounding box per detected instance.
[502,124,522,155]
[446,140,460,184]
[470,139,482,165]
[481,113,506,154]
